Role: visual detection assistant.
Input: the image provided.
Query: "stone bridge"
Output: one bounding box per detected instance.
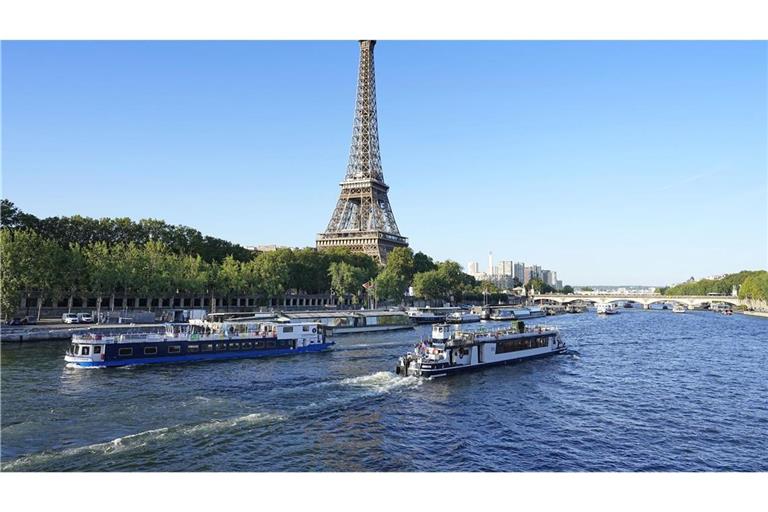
[531,293,743,310]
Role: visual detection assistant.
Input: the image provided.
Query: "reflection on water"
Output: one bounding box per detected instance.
[1,311,767,471]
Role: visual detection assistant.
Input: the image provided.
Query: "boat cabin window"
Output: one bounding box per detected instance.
[242,342,252,349]
[118,348,133,357]
[188,344,199,353]
[302,325,310,332]
[202,344,213,352]
[168,346,181,354]
[228,343,240,350]
[93,345,102,354]
[215,343,226,351]
[70,344,78,354]
[144,347,158,355]
[283,326,294,333]
[81,346,90,356]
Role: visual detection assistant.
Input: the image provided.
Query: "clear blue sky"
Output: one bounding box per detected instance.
[2,41,766,286]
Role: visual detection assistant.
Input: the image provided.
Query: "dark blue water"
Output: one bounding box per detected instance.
[2,310,767,471]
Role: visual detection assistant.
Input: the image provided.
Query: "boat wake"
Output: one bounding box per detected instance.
[339,371,421,393]
[1,411,285,471]
[3,372,420,471]
[335,341,406,351]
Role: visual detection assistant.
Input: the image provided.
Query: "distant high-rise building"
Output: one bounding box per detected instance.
[542,270,553,286]
[523,266,532,285]
[468,261,479,275]
[513,262,525,282]
[488,252,494,276]
[499,260,513,276]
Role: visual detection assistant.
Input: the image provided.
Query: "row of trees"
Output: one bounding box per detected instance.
[1,201,550,319]
[660,270,767,300]
[0,228,385,319]
[2,224,504,319]
[738,271,768,302]
[1,199,252,262]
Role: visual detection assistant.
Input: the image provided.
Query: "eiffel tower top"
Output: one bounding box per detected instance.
[345,40,384,184]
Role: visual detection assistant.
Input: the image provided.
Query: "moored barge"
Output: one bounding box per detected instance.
[395,322,566,378]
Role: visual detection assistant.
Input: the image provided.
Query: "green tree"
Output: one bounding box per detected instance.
[328,261,368,303]
[739,272,768,302]
[561,285,575,294]
[374,247,415,303]
[412,270,449,301]
[413,251,437,274]
[251,250,292,298]
[1,200,39,230]
[0,229,22,317]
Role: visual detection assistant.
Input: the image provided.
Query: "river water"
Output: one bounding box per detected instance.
[1,309,766,471]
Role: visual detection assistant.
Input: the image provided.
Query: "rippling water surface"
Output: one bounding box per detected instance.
[2,310,766,471]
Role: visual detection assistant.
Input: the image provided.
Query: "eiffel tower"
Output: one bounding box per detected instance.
[316,40,408,264]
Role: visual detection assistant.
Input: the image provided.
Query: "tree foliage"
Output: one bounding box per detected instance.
[1,199,252,263]
[663,271,764,297]
[737,271,768,302]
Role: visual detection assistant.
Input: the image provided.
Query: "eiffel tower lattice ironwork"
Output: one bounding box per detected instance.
[316,40,408,263]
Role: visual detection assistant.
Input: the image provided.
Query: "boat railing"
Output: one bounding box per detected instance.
[447,325,559,344]
[72,330,281,344]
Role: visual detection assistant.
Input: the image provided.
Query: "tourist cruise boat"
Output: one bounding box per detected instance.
[446,311,481,324]
[596,303,620,315]
[278,310,413,335]
[395,322,566,378]
[672,304,686,313]
[489,309,515,321]
[64,320,331,368]
[489,306,545,321]
[406,307,460,324]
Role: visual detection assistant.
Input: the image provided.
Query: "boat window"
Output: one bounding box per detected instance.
[215,343,226,351]
[302,325,310,332]
[202,344,213,352]
[81,346,90,356]
[283,326,294,333]
[168,346,181,354]
[242,342,252,349]
[70,344,78,354]
[144,347,158,355]
[188,344,199,353]
[266,340,276,349]
[254,341,264,349]
[228,343,240,350]
[118,348,133,357]
[93,345,102,354]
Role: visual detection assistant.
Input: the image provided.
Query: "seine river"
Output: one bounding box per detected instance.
[2,309,766,471]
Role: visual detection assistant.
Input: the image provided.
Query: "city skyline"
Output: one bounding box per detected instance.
[2,41,766,285]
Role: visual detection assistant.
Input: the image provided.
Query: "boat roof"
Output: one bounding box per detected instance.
[282,310,407,319]
[206,312,276,319]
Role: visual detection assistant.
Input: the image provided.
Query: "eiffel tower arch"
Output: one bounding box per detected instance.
[316,40,408,264]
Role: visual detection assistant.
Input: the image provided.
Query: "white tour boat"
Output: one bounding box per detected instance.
[406,307,461,324]
[596,303,620,315]
[396,322,566,378]
[672,304,686,313]
[446,311,481,324]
